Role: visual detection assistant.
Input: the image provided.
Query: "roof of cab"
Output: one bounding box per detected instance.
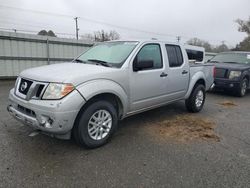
[184,44,205,52]
[109,39,182,45]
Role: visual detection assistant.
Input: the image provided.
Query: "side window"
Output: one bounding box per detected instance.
[186,49,204,62]
[165,45,183,67]
[136,44,163,69]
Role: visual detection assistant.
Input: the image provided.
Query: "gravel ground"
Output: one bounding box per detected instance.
[0,80,249,188]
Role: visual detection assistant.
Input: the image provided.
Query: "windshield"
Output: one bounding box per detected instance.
[76,41,139,68]
[210,53,250,64]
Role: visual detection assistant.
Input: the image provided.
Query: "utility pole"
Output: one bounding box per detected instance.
[101,30,105,42]
[176,36,181,42]
[74,17,79,40]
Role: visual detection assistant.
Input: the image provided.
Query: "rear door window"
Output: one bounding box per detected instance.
[165,45,183,67]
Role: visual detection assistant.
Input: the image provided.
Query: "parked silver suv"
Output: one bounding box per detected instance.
[8,40,214,148]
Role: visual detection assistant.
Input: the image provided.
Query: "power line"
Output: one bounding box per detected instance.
[0,18,93,34]
[0,5,73,18]
[0,4,177,39]
[176,36,181,42]
[0,27,94,40]
[0,20,48,29]
[0,5,232,45]
[0,16,51,26]
[0,27,70,36]
[77,18,176,38]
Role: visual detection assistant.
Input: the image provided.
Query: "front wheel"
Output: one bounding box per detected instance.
[73,100,118,148]
[185,84,206,113]
[236,78,248,97]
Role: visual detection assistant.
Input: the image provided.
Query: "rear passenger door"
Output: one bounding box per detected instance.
[165,44,189,99]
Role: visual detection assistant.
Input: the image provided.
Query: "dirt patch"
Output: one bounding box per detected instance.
[218,101,237,107]
[145,114,220,142]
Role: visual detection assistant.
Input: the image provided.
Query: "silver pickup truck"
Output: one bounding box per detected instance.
[7,40,214,148]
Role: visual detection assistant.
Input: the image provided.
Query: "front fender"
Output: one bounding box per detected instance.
[241,70,250,81]
[184,71,206,99]
[76,79,129,116]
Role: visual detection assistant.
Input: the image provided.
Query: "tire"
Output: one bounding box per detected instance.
[73,100,118,148]
[236,78,248,97]
[185,84,206,113]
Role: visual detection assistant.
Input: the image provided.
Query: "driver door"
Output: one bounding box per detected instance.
[129,43,169,112]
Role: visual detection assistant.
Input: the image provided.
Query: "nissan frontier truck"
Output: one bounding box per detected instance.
[8,40,214,148]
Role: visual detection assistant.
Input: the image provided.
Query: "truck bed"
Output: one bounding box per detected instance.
[189,62,214,91]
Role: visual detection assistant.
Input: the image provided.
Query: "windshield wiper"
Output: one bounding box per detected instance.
[209,60,221,63]
[73,59,86,63]
[223,61,240,64]
[87,59,111,67]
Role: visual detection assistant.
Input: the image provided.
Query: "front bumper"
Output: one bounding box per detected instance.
[7,88,85,139]
[214,78,241,90]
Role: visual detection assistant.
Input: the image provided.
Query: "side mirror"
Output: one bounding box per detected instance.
[133,58,154,71]
[207,59,211,62]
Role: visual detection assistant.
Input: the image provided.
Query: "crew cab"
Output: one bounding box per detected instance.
[210,51,250,97]
[7,40,214,148]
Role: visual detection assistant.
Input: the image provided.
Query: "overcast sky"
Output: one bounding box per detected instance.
[0,0,249,46]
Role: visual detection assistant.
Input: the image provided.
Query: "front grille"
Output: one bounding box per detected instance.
[18,78,33,95]
[215,68,227,78]
[15,77,47,100]
[36,85,45,98]
[17,105,36,117]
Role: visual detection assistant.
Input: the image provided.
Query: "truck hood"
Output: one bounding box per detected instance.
[213,62,250,70]
[19,62,117,85]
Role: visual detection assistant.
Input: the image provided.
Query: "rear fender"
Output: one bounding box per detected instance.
[184,71,206,99]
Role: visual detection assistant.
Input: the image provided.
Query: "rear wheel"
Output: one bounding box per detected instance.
[236,78,248,97]
[73,100,118,148]
[185,84,206,113]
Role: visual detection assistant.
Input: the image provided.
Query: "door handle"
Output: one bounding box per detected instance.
[160,72,168,77]
[182,70,188,74]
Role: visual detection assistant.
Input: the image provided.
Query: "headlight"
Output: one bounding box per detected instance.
[229,71,241,79]
[15,76,20,89]
[42,83,74,100]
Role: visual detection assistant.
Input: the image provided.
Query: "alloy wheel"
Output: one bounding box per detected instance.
[87,109,112,140]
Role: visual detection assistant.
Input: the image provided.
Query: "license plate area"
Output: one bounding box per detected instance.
[17,105,36,118]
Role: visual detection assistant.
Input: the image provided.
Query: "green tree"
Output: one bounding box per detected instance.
[37,30,57,37]
[47,30,57,37]
[187,38,230,52]
[214,43,229,53]
[94,30,120,42]
[37,30,47,36]
[235,37,250,51]
[82,30,120,42]
[234,17,250,51]
[236,17,250,35]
